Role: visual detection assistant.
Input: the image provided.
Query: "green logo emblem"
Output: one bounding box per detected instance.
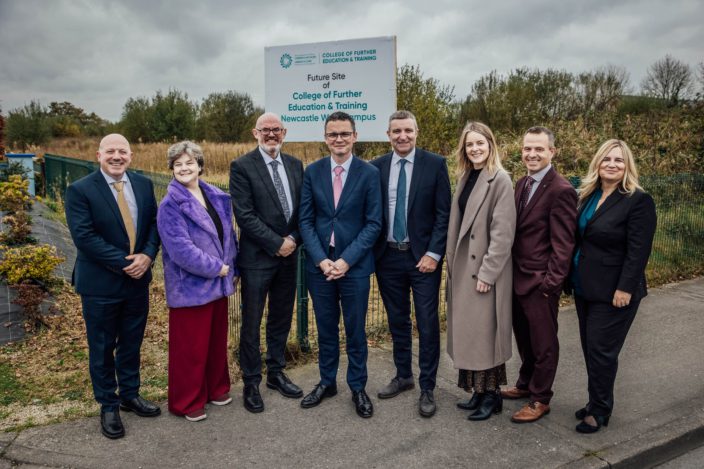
[280,53,293,69]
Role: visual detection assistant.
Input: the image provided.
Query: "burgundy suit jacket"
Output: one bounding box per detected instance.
[512,167,578,296]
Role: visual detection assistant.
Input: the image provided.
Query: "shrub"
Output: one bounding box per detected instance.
[0,211,34,245]
[12,281,49,332]
[0,244,64,286]
[0,174,31,213]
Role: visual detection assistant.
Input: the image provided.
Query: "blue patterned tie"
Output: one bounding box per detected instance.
[393,159,407,243]
[270,160,291,221]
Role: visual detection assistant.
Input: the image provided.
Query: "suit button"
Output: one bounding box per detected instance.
[471,255,476,260]
[470,234,475,239]
[471,274,477,279]
[333,217,337,222]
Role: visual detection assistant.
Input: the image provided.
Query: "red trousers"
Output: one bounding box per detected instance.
[168,297,230,415]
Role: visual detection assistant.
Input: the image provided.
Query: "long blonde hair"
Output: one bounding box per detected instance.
[578,139,642,204]
[454,121,505,177]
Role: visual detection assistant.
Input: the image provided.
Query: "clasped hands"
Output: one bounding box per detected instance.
[319,258,350,281]
[277,237,297,257]
[123,253,152,279]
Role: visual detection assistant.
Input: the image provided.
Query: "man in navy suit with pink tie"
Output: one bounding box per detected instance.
[298,112,382,418]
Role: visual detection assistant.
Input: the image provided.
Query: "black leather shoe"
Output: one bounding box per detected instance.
[468,390,502,421]
[352,389,373,418]
[576,414,610,433]
[419,390,436,418]
[575,407,587,420]
[100,410,125,439]
[377,376,415,399]
[119,396,161,417]
[243,385,264,413]
[301,383,337,408]
[457,392,482,411]
[266,372,303,398]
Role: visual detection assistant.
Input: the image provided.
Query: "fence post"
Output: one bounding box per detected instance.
[296,246,310,352]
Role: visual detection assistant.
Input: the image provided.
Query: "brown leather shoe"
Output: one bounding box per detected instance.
[500,386,530,399]
[511,401,550,423]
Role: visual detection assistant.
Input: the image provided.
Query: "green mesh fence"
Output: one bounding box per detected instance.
[42,155,703,352]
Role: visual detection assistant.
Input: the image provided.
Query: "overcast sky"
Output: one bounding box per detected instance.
[1,0,702,122]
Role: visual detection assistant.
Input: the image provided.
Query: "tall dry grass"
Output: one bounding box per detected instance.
[41,138,328,185]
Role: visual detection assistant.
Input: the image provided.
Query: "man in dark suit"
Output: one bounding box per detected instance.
[503,126,577,423]
[299,111,382,418]
[371,110,451,418]
[230,112,304,413]
[65,134,161,439]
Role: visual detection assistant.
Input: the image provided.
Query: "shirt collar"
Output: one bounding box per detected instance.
[258,146,281,164]
[391,148,416,166]
[100,169,129,186]
[529,163,552,182]
[331,154,354,173]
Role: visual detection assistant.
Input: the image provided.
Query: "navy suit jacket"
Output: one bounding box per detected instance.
[371,148,451,263]
[65,169,160,298]
[299,156,382,278]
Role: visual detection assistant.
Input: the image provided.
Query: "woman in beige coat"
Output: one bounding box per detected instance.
[446,122,516,421]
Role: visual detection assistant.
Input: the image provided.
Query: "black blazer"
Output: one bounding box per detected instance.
[574,189,656,303]
[371,148,452,263]
[64,170,160,298]
[229,148,304,269]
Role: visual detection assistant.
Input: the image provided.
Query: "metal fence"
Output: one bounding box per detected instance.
[41,154,703,352]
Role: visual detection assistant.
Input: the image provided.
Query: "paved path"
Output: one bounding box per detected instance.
[1,276,703,468]
[0,203,75,345]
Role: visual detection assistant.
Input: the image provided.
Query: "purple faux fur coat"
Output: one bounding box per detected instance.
[157,179,239,308]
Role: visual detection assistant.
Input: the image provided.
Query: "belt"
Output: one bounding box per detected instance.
[387,242,411,251]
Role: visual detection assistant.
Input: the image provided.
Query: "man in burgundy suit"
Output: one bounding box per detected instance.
[502,126,577,423]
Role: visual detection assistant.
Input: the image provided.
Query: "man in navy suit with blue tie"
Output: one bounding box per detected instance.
[65,134,161,439]
[299,112,382,418]
[371,111,451,417]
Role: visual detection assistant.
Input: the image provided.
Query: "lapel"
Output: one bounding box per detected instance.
[335,156,363,214]
[93,171,129,238]
[407,149,424,212]
[252,152,286,218]
[281,153,299,209]
[321,157,335,214]
[518,167,556,223]
[170,180,223,255]
[457,168,493,244]
[379,154,392,225]
[127,172,146,241]
[587,189,624,227]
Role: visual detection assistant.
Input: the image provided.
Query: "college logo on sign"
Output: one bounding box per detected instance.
[280,53,293,69]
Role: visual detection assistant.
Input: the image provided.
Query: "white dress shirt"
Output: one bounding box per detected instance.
[527,163,552,203]
[101,169,138,228]
[330,154,353,190]
[259,147,293,216]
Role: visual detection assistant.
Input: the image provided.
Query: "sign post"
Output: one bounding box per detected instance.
[265,36,397,141]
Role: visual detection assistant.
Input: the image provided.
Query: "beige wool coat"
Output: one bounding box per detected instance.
[446,167,516,371]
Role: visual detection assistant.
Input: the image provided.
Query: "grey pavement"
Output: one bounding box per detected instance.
[0,202,75,345]
[2,277,704,468]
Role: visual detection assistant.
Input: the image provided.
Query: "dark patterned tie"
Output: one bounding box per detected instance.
[393,159,407,243]
[519,177,535,214]
[270,160,290,221]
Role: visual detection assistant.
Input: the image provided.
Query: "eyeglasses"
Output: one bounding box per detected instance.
[325,132,354,140]
[256,127,283,135]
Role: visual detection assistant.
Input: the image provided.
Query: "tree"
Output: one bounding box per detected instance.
[119,89,197,142]
[574,65,630,119]
[6,101,52,151]
[120,97,153,143]
[197,91,257,142]
[395,64,458,155]
[641,55,693,105]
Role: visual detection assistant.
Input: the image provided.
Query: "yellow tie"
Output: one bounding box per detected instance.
[113,180,136,254]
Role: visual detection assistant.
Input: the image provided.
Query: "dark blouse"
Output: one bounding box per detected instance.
[202,189,224,247]
[458,169,481,219]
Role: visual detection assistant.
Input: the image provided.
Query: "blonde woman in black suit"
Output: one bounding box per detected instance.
[569,139,656,433]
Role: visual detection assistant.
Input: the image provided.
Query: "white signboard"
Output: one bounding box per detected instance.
[265,36,397,141]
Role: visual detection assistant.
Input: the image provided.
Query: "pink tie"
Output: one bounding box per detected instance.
[331,166,344,246]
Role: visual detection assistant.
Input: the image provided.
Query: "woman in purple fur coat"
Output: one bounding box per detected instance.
[157,141,239,422]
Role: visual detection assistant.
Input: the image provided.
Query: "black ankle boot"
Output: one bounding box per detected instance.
[468,390,502,421]
[457,392,483,411]
[576,414,610,433]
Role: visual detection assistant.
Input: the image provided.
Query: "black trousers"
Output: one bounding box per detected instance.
[376,248,441,391]
[575,295,640,417]
[239,262,297,386]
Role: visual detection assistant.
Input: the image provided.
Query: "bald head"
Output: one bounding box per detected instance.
[97,133,133,180]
